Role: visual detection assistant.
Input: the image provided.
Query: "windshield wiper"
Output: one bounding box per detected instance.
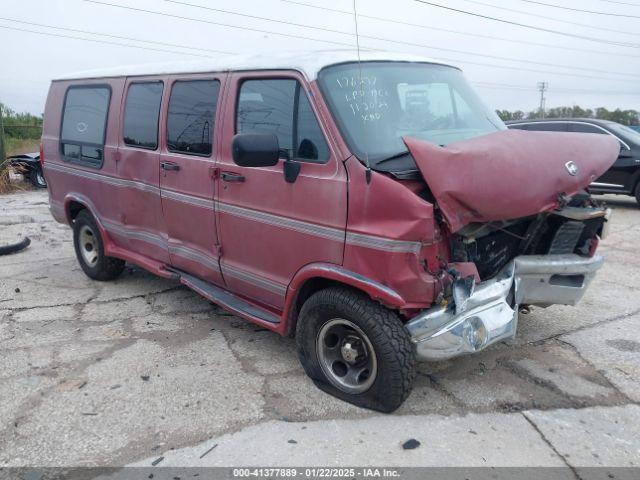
[375,150,412,166]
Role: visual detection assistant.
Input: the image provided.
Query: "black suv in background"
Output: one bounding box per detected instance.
[508,118,640,205]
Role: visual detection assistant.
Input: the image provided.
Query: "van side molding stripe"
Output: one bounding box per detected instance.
[216,202,344,242]
[102,218,285,294]
[346,232,422,254]
[46,162,422,254]
[221,263,287,296]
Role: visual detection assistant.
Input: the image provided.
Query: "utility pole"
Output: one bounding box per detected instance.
[537,81,548,119]
[0,105,6,175]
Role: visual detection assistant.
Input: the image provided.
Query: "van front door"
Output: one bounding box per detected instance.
[158,75,225,285]
[216,72,347,310]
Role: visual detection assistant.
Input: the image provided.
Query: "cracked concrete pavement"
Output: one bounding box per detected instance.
[0,191,639,468]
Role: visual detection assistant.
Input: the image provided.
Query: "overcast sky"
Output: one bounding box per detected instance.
[1,0,639,115]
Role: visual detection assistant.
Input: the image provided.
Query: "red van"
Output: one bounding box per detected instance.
[42,51,618,412]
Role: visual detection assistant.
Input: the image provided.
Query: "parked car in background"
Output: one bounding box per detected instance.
[42,51,618,412]
[508,119,640,205]
[8,152,47,188]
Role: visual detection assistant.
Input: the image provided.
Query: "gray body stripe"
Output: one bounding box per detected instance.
[168,244,220,271]
[103,220,167,250]
[221,264,287,295]
[216,202,344,242]
[46,162,160,195]
[104,220,219,271]
[346,232,422,254]
[103,219,282,294]
[46,162,422,254]
[162,189,214,209]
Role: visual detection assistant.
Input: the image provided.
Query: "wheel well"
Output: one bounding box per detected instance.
[288,277,392,336]
[287,277,343,335]
[67,201,86,223]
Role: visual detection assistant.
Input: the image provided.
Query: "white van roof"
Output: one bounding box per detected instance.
[55,50,457,81]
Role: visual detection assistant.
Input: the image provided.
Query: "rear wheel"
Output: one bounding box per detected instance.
[296,287,416,412]
[73,210,125,281]
[635,182,640,206]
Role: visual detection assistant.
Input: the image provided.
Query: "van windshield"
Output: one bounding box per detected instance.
[318,61,506,172]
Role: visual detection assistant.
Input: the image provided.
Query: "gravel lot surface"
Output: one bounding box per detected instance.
[0,191,638,468]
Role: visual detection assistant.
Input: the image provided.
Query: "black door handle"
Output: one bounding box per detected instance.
[161,162,180,171]
[221,172,245,182]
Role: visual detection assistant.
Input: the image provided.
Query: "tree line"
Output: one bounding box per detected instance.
[496,106,639,126]
[0,103,43,141]
[0,103,43,168]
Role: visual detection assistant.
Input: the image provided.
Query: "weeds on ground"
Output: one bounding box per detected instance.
[6,138,40,157]
[1,138,40,195]
[0,169,14,195]
[0,162,32,195]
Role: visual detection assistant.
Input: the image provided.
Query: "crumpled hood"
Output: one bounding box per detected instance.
[403,129,619,232]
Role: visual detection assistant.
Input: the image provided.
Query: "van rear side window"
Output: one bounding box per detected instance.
[60,86,111,168]
[123,82,163,150]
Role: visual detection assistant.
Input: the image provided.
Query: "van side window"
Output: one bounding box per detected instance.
[60,86,111,168]
[123,82,163,150]
[167,80,220,156]
[237,79,329,163]
[569,123,605,134]
[530,122,568,132]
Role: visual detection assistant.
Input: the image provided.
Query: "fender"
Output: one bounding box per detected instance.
[63,193,106,232]
[63,192,117,253]
[283,262,407,332]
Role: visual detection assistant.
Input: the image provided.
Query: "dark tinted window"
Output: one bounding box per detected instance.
[123,82,163,149]
[508,124,530,131]
[525,122,568,132]
[296,91,329,162]
[237,79,329,163]
[237,79,296,154]
[61,86,110,167]
[167,80,220,156]
[569,123,605,134]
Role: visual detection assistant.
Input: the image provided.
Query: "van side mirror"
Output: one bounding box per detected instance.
[232,133,280,167]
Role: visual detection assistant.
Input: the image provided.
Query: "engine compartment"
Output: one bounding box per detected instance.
[449,193,608,280]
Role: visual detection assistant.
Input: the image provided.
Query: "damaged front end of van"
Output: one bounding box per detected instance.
[318,60,618,362]
[402,130,617,361]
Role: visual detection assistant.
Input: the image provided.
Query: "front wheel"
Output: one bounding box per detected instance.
[296,287,416,412]
[73,210,125,281]
[635,182,640,206]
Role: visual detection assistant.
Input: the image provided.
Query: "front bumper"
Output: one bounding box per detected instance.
[406,254,603,361]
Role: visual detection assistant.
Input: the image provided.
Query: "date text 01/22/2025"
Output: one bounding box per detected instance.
[232,467,401,478]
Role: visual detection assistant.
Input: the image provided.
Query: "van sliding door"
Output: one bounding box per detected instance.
[158,75,225,286]
[116,77,170,264]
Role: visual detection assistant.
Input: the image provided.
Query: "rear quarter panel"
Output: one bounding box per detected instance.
[43,78,125,229]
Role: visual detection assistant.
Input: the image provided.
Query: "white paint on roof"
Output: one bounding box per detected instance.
[55,50,457,81]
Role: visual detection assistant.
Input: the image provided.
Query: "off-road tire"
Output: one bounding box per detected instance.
[296,287,416,412]
[73,210,125,281]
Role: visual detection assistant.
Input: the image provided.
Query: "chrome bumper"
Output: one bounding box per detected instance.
[406,254,603,362]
